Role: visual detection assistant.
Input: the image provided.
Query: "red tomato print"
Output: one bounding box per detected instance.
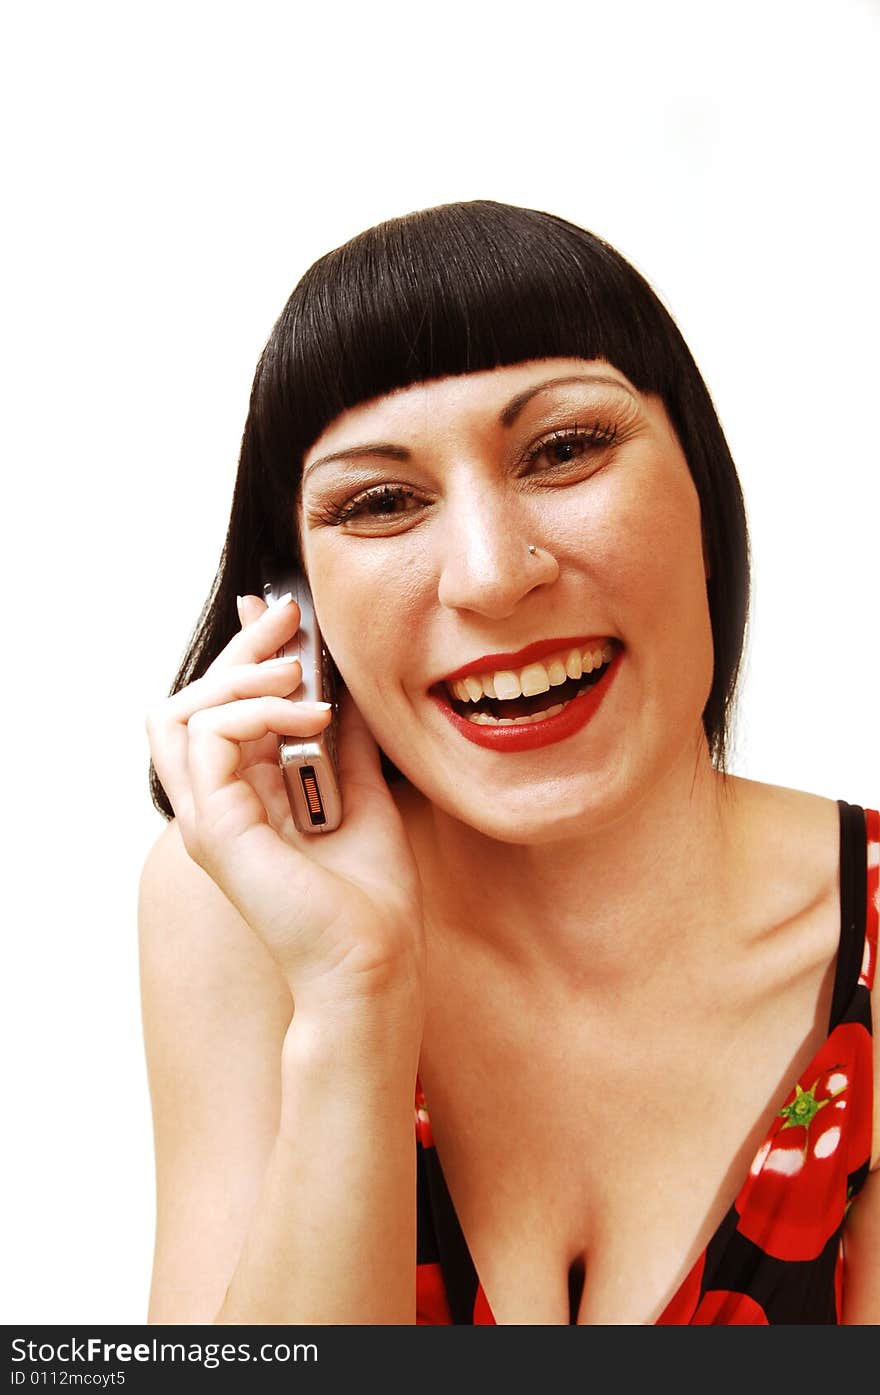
[734,1021,872,1261]
[416,1262,452,1324]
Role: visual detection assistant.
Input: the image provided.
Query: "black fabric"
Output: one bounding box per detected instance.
[830,801,868,1031]
[418,1141,480,1323]
[702,1206,840,1325]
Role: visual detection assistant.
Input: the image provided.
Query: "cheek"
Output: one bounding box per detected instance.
[578,472,714,708]
[594,474,707,624]
[306,548,427,697]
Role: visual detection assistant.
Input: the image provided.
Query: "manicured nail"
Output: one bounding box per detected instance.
[263,655,300,668]
[309,702,333,711]
[267,591,294,609]
[236,595,245,625]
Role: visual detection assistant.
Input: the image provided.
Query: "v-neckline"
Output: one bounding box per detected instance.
[416,800,857,1325]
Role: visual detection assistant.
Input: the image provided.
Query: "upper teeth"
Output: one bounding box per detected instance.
[447,642,616,703]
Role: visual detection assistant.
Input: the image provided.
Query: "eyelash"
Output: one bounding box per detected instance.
[315,421,620,528]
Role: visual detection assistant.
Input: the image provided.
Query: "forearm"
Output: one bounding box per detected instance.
[213,1002,421,1325]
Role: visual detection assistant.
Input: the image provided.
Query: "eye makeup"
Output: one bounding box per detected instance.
[309,419,620,529]
[300,386,641,533]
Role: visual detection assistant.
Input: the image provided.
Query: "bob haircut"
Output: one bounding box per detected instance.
[150,199,749,819]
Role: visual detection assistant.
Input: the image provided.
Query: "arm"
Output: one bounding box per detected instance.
[139,820,421,1325]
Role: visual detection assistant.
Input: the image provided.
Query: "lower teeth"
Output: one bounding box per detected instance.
[463,680,594,726]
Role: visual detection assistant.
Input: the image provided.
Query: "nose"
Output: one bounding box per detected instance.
[435,492,560,617]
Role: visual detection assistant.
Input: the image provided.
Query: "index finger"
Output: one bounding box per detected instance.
[207,592,302,674]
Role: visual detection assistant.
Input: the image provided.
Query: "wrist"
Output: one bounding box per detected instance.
[286,953,423,1033]
[282,983,423,1077]
[279,1004,421,1142]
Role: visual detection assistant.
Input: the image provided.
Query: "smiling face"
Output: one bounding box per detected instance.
[295,358,715,842]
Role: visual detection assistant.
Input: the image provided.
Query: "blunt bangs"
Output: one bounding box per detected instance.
[254,202,686,532]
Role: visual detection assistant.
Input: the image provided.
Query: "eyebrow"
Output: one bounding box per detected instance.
[301,372,636,486]
[498,372,636,426]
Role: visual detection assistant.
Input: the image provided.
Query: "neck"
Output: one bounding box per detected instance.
[402,733,746,998]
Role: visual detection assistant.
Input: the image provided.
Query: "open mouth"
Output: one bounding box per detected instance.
[431,641,619,727]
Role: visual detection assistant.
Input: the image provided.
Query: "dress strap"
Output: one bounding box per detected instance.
[862,807,879,991]
[829,801,874,1030]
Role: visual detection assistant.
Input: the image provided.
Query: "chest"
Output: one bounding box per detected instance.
[417,958,836,1324]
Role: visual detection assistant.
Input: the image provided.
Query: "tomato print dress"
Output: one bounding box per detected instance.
[414,801,878,1325]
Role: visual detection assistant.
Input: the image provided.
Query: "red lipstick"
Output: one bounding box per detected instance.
[428,649,622,753]
[436,635,613,687]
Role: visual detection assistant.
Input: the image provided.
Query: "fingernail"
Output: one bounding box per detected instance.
[268,591,294,609]
[236,595,245,625]
[310,702,333,711]
[263,655,300,668]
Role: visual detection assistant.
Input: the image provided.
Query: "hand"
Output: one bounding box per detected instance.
[146,593,426,1020]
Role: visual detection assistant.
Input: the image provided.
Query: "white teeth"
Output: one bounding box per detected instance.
[519,662,552,697]
[547,658,568,686]
[564,650,583,680]
[492,670,521,700]
[462,680,594,725]
[449,642,615,704]
[465,703,567,726]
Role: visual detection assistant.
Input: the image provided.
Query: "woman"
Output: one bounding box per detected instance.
[141,200,878,1325]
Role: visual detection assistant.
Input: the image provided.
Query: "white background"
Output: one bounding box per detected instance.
[2,0,877,1322]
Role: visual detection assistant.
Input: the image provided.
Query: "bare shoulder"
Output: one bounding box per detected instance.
[138,821,293,1323]
[731,776,841,854]
[735,777,875,934]
[728,778,841,916]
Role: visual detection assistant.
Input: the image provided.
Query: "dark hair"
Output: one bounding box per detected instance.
[150,199,749,819]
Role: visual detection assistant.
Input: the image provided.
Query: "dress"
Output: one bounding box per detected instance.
[414,801,878,1325]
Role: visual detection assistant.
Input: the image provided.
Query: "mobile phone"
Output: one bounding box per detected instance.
[261,570,343,834]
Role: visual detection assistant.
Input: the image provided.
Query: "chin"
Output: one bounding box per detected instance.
[418,765,626,845]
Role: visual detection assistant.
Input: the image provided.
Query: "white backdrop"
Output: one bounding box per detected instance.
[2,0,877,1322]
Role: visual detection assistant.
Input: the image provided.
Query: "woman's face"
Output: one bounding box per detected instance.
[296,358,714,842]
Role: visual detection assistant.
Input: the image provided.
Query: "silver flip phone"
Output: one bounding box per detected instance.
[261,570,343,834]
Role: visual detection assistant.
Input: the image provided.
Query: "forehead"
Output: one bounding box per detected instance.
[303,357,644,461]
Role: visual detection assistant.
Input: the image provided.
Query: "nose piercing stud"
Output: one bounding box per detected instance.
[528,544,537,555]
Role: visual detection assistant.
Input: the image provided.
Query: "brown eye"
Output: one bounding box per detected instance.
[540,437,590,466]
[319,485,424,528]
[525,423,618,472]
